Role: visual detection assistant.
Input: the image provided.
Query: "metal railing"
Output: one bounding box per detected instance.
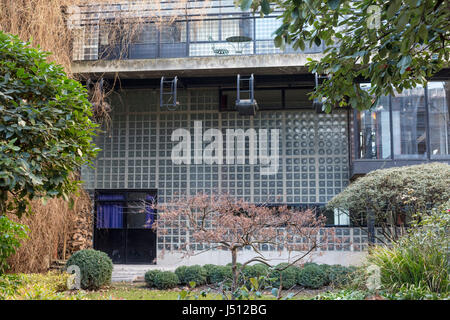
[73,10,326,61]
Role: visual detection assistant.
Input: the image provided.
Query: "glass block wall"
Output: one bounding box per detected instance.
[81,88,350,206]
[80,88,370,255]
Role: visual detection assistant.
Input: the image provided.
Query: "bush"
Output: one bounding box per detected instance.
[314,289,369,300]
[144,270,162,288]
[244,264,270,279]
[297,264,328,289]
[203,264,216,283]
[0,274,22,300]
[153,271,179,290]
[0,216,28,274]
[327,163,450,241]
[0,31,98,218]
[382,284,449,300]
[175,265,207,286]
[208,265,233,285]
[65,249,113,290]
[270,263,298,289]
[326,264,356,287]
[368,204,449,294]
[1,271,86,300]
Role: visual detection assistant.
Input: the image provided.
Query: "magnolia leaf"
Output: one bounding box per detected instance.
[327,0,340,10]
[261,0,270,15]
[240,0,252,11]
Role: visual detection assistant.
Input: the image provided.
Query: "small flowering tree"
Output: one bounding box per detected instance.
[153,193,333,295]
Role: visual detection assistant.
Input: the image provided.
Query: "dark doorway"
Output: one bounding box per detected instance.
[94,190,157,264]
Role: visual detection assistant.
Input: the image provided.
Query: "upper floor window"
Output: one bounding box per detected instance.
[428,81,450,158]
[355,82,450,160]
[391,86,427,159]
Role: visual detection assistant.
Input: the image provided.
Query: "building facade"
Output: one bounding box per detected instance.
[71,1,450,266]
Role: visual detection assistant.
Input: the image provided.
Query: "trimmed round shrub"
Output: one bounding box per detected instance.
[327,265,354,287]
[203,264,216,283]
[208,265,233,285]
[144,270,162,287]
[174,266,188,283]
[175,265,207,285]
[244,263,270,279]
[153,271,179,289]
[65,249,113,290]
[270,263,298,289]
[297,264,328,289]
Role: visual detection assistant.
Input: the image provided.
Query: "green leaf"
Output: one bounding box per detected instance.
[327,0,340,10]
[387,0,402,19]
[240,0,252,11]
[250,277,259,290]
[261,0,270,15]
[314,37,321,47]
[397,11,410,29]
[271,288,278,297]
[274,35,283,48]
[418,24,428,42]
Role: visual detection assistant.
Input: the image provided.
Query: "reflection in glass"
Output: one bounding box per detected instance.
[428,81,450,158]
[391,86,427,158]
[357,95,391,159]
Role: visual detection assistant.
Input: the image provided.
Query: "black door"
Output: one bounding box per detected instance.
[94,190,157,264]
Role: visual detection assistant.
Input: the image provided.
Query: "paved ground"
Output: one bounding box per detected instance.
[112,265,176,282]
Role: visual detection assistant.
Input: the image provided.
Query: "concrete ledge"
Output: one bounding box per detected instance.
[72,53,325,79]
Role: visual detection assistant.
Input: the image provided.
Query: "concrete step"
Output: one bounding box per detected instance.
[111,264,178,283]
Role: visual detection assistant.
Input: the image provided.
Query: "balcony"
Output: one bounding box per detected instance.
[70,1,325,65]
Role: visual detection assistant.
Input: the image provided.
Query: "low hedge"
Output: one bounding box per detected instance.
[175,265,207,286]
[297,264,328,289]
[153,271,179,290]
[243,263,270,279]
[270,263,298,289]
[144,270,162,287]
[326,265,356,287]
[208,265,233,285]
[144,263,357,290]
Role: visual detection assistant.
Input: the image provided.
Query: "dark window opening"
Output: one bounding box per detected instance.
[94,190,157,264]
[219,87,315,111]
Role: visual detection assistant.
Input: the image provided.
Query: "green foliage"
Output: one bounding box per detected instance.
[0,30,98,217]
[0,274,21,299]
[314,289,369,300]
[202,264,216,281]
[297,264,328,289]
[327,163,450,241]
[367,205,449,294]
[144,270,162,288]
[0,271,86,300]
[19,271,70,292]
[175,265,207,285]
[269,263,298,289]
[207,265,233,285]
[65,249,113,290]
[0,215,28,274]
[325,264,356,287]
[242,0,449,112]
[153,271,179,290]
[382,284,449,300]
[243,263,270,279]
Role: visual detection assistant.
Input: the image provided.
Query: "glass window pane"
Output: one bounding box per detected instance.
[189,20,219,42]
[392,86,427,159]
[285,88,313,108]
[429,81,450,158]
[255,89,282,109]
[357,95,391,159]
